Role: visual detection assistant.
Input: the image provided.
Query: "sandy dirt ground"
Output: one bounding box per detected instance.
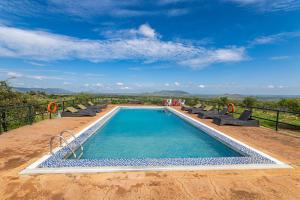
[0,105,300,200]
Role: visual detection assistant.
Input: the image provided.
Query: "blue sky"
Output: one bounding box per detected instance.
[0,0,299,95]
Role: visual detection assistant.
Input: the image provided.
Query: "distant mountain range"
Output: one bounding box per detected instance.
[11,87,300,100]
[143,90,190,97]
[13,87,73,94]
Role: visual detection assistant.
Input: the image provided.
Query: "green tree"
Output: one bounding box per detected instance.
[218,97,229,106]
[278,98,300,112]
[243,97,257,108]
[184,97,199,106]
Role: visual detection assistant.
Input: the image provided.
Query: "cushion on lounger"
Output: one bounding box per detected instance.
[194,103,202,108]
[204,105,213,111]
[239,110,252,121]
[88,101,94,106]
[66,107,78,113]
[78,104,87,110]
[219,108,227,115]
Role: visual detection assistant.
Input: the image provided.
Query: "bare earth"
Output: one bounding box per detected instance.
[0,105,300,200]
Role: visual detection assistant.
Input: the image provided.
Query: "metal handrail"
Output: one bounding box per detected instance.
[49,135,77,158]
[59,130,84,159]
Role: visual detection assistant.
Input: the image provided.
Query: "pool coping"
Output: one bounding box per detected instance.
[20,106,291,174]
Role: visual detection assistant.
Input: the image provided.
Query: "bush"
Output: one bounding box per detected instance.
[278,98,300,112]
[243,97,257,108]
[184,97,200,106]
[218,97,229,106]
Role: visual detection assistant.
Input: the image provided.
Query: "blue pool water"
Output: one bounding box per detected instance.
[70,108,242,159]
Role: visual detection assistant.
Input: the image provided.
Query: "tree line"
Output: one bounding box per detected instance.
[1,80,300,113]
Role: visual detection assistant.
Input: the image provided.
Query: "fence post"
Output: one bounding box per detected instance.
[62,101,65,111]
[275,110,280,131]
[72,99,75,106]
[27,105,34,125]
[1,109,7,132]
[0,110,2,133]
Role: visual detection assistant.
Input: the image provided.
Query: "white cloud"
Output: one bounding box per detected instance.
[278,85,288,89]
[63,81,70,85]
[27,75,63,80]
[174,81,180,86]
[5,71,62,80]
[198,84,205,88]
[251,36,278,45]
[0,25,246,69]
[249,31,300,46]
[26,61,47,66]
[180,47,246,68]
[0,0,191,18]
[225,0,300,12]
[166,8,189,16]
[12,82,25,86]
[164,83,170,86]
[267,84,288,89]
[116,82,124,86]
[84,83,90,87]
[43,0,154,17]
[102,24,158,39]
[138,24,157,38]
[270,55,290,60]
[7,71,23,78]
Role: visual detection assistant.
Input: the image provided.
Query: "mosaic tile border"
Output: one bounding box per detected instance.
[21,106,290,174]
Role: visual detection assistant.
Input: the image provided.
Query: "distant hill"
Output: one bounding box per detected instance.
[13,87,73,94]
[144,90,190,97]
[197,94,300,101]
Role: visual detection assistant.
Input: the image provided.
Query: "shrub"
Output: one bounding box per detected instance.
[243,97,257,108]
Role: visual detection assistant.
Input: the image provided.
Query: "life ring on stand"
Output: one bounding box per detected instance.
[227,103,235,113]
[47,102,57,113]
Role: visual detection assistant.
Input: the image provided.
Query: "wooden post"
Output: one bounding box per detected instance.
[0,110,2,133]
[28,105,34,124]
[1,110,7,132]
[275,110,280,131]
[62,101,65,111]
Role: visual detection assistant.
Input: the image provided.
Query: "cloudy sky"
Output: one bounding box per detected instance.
[0,0,299,94]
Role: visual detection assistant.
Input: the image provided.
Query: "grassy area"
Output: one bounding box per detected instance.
[231,106,300,134]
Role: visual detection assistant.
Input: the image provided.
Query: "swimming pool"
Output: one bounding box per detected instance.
[70,108,241,159]
[21,106,290,174]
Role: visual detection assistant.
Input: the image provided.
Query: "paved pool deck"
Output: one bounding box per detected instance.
[0,105,300,200]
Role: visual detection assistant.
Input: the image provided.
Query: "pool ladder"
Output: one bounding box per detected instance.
[49,130,84,159]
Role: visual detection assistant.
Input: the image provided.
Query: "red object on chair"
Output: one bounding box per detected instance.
[172,99,178,106]
[162,99,168,106]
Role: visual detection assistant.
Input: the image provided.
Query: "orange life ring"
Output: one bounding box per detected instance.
[47,102,57,113]
[227,103,235,113]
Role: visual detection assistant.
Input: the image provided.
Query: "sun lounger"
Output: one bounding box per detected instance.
[213,110,259,126]
[128,100,144,104]
[185,103,203,112]
[181,105,191,111]
[188,105,213,114]
[88,101,107,109]
[198,108,228,119]
[61,107,96,117]
[77,104,100,113]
